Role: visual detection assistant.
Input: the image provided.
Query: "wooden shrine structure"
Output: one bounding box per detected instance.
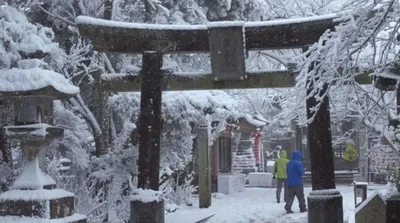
[76,13,378,223]
[193,115,267,193]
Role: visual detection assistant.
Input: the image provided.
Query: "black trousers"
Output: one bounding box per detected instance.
[284,184,306,211]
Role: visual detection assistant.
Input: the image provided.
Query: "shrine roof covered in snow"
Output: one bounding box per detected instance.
[0,68,79,99]
[76,14,340,53]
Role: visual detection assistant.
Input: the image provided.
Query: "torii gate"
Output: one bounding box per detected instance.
[77,14,357,223]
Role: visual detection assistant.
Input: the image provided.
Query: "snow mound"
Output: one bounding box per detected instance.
[212,193,226,199]
[0,68,79,95]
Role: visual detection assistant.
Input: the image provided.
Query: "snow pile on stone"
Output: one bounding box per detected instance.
[5,123,53,137]
[11,156,56,190]
[0,214,86,223]
[243,114,267,127]
[132,188,163,203]
[77,15,207,30]
[0,68,79,95]
[0,189,74,201]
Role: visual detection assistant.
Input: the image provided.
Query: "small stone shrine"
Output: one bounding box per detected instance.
[0,68,87,222]
[354,191,386,223]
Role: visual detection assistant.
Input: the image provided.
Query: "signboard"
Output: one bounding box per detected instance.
[208,22,246,80]
[368,138,400,173]
[355,187,364,197]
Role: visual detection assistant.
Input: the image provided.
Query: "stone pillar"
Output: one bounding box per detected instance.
[131,199,165,223]
[198,119,212,208]
[386,192,400,223]
[307,190,343,223]
[355,127,368,182]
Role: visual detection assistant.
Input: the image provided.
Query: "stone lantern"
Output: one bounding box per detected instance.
[0,68,87,222]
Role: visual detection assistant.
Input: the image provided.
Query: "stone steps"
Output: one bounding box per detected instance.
[303,172,355,185]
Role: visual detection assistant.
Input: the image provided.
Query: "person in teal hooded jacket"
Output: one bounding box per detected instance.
[284,150,307,214]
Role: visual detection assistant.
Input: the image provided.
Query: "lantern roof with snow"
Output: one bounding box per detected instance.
[0,68,79,99]
[237,114,268,133]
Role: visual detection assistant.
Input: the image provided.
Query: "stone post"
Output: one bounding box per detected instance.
[356,127,368,182]
[131,199,165,223]
[308,190,343,223]
[198,118,212,208]
[386,192,400,223]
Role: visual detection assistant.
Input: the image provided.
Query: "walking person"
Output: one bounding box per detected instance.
[273,150,289,203]
[285,150,307,214]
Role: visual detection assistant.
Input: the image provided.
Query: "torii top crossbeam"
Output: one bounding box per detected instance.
[77,14,339,54]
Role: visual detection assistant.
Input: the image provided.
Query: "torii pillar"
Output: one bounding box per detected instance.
[304,47,343,223]
[130,52,165,223]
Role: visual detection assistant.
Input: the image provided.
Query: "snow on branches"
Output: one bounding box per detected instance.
[279,0,399,129]
[0,6,61,70]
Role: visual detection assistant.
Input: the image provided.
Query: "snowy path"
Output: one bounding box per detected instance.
[165,185,387,223]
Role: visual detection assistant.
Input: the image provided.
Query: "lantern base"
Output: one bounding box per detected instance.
[0,215,87,223]
[0,188,86,222]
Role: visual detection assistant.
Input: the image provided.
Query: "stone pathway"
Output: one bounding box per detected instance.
[166,185,387,223]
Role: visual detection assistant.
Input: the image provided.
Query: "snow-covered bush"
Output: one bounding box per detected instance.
[0,6,63,70]
[164,172,196,207]
[0,160,12,193]
[388,167,400,193]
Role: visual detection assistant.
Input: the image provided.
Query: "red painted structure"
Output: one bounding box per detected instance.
[252,129,262,164]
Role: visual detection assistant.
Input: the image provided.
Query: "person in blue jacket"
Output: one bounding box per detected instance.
[284,150,307,214]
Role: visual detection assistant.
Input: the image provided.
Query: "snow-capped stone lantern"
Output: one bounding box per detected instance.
[0,68,87,222]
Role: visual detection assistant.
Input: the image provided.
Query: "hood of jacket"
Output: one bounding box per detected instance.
[279,150,287,159]
[292,150,302,161]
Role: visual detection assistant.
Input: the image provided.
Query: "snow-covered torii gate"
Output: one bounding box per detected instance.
[77,14,344,223]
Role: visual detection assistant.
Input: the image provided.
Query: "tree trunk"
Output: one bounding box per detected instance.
[0,131,11,165]
[144,0,154,22]
[103,0,113,20]
[0,99,12,166]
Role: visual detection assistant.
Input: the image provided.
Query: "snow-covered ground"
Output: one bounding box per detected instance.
[166,184,387,223]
